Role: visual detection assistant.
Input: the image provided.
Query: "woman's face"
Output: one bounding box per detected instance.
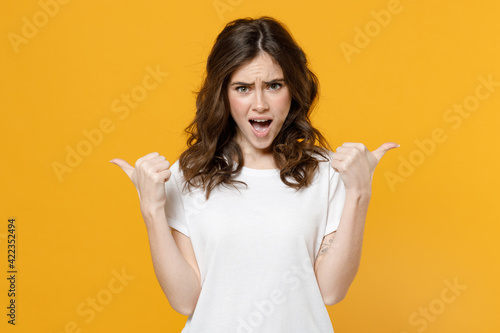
[227,52,292,160]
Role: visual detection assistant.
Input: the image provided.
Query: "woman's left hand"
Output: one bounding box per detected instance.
[330,142,400,194]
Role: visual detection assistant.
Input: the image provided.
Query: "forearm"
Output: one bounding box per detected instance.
[315,190,371,305]
[142,207,201,315]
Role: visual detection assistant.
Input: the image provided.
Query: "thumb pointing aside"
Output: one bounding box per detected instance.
[371,142,400,163]
[110,158,135,179]
[110,153,171,215]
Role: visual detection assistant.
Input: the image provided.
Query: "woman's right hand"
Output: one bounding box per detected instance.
[110,152,171,215]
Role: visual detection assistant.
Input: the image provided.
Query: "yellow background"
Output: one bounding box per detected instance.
[2,0,499,332]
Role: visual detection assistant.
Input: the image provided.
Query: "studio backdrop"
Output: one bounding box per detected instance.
[2,0,499,332]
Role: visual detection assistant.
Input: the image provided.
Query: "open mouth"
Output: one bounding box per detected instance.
[249,119,272,132]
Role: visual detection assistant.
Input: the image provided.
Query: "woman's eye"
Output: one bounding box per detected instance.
[236,86,249,93]
[235,83,282,93]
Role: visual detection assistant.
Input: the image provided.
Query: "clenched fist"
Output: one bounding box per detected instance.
[330,142,400,193]
[110,152,171,214]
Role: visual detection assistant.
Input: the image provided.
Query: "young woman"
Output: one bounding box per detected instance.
[111,16,399,332]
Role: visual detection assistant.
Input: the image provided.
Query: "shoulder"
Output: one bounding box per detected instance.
[301,147,335,186]
[166,159,184,189]
[310,147,340,181]
[167,159,180,179]
[167,159,201,195]
[310,147,334,166]
[169,159,180,171]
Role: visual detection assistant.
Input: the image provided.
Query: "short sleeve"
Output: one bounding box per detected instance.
[164,160,190,237]
[324,152,346,236]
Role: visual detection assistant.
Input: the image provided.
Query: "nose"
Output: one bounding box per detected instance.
[252,89,269,112]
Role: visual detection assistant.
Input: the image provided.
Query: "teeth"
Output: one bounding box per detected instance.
[251,119,270,122]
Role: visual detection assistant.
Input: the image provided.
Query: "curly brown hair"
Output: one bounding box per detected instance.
[179,16,334,199]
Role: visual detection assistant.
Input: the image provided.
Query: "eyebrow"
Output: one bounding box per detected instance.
[229,78,285,86]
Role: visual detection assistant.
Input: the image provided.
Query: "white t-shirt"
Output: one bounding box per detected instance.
[164,149,346,332]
